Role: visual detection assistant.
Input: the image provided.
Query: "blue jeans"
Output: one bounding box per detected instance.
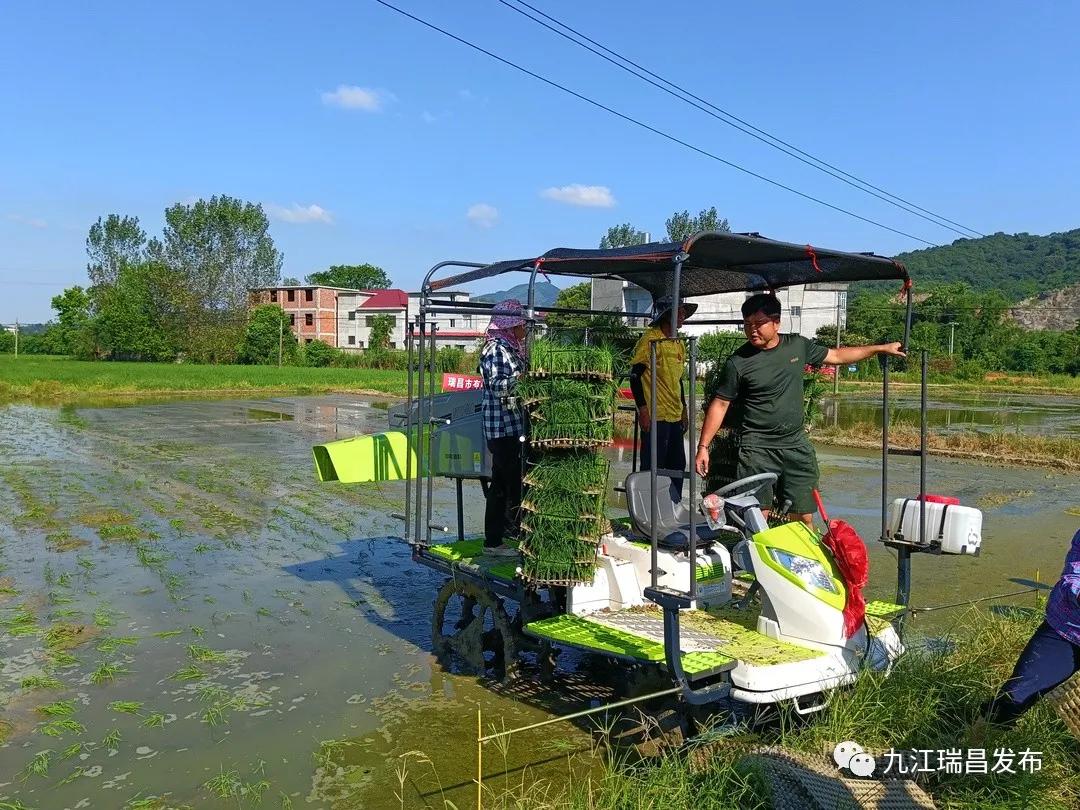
[985,620,1080,724]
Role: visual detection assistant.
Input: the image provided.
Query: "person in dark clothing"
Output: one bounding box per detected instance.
[982,528,1080,725]
[479,299,527,557]
[695,293,905,527]
[628,302,697,495]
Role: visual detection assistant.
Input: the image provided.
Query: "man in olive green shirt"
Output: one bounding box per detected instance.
[694,293,905,527]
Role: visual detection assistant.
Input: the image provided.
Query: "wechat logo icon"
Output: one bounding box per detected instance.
[833,740,877,778]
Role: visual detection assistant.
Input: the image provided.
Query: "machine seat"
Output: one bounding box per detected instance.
[624,470,723,550]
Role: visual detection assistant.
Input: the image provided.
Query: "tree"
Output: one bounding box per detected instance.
[282,276,301,285]
[665,207,730,242]
[545,281,591,331]
[238,305,299,365]
[44,286,92,357]
[368,314,394,351]
[303,339,337,367]
[599,224,648,249]
[86,214,147,288]
[156,195,282,312]
[0,329,13,353]
[89,261,182,361]
[306,264,391,290]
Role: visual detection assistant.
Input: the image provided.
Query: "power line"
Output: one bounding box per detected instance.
[496,0,984,240]
[372,0,939,247]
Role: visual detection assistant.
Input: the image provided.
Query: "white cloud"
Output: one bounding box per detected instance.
[467,203,499,229]
[421,110,438,124]
[6,213,47,228]
[266,203,334,225]
[320,85,391,111]
[540,184,616,208]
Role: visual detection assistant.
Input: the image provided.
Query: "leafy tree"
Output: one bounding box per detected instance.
[545,282,592,331]
[665,207,730,242]
[88,261,181,361]
[0,329,13,353]
[303,339,337,367]
[282,276,301,285]
[44,286,92,357]
[368,314,394,351]
[599,224,648,249]
[86,214,147,288]
[307,264,391,290]
[155,195,282,312]
[237,305,298,365]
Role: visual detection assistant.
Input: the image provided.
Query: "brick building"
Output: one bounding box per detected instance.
[249,285,489,351]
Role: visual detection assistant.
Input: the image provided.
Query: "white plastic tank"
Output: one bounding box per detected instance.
[888,498,983,554]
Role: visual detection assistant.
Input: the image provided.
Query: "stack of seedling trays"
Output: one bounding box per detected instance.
[518,338,616,585]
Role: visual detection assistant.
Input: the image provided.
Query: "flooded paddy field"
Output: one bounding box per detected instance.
[2,395,1079,808]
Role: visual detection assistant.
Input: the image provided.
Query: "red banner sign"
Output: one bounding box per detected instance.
[442,373,484,392]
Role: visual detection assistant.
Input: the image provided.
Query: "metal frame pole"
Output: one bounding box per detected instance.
[649,338,659,590]
[919,350,928,545]
[688,335,698,602]
[426,321,439,545]
[414,316,426,544]
[405,321,415,543]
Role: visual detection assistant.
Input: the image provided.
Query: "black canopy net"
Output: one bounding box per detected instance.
[426,231,909,302]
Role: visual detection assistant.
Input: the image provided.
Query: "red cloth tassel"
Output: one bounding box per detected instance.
[805,244,823,273]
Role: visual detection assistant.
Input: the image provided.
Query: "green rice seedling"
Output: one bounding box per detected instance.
[47,650,80,668]
[96,635,139,654]
[135,543,167,569]
[529,338,615,378]
[41,717,86,738]
[125,794,167,810]
[56,571,73,588]
[152,629,184,639]
[187,644,227,663]
[256,606,272,618]
[102,727,122,749]
[279,792,294,810]
[57,765,86,786]
[242,589,252,604]
[45,622,89,649]
[77,556,95,571]
[193,543,212,553]
[21,674,63,690]
[90,661,128,684]
[20,749,52,780]
[49,608,80,620]
[60,741,88,760]
[48,590,74,605]
[37,700,75,717]
[1,604,38,636]
[142,713,167,729]
[170,664,206,681]
[108,701,143,715]
[0,799,34,810]
[43,562,55,585]
[98,523,140,543]
[190,625,205,638]
[93,606,115,628]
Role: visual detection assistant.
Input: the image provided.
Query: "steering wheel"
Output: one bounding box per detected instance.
[713,472,778,500]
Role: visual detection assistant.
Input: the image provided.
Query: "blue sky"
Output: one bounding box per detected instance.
[2,0,1078,322]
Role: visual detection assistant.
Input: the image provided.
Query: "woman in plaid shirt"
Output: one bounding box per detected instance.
[985,528,1080,724]
[479,300,527,558]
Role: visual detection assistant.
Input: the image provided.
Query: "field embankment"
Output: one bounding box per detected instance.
[814,421,1080,472]
[0,356,409,403]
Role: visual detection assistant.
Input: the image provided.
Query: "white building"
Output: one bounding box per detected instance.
[590,279,847,339]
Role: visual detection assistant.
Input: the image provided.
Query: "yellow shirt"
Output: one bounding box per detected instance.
[630,327,685,423]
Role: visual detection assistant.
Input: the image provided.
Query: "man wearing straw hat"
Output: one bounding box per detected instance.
[479,299,528,558]
[628,300,698,496]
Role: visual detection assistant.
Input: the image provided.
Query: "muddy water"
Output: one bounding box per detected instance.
[2,396,1079,808]
[0,398,597,809]
[819,391,1080,435]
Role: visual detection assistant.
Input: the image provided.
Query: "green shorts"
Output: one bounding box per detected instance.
[736,438,819,516]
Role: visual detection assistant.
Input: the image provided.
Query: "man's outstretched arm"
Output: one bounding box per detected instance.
[824,342,906,365]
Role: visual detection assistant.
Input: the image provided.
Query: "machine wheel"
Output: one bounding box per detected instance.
[432,579,520,682]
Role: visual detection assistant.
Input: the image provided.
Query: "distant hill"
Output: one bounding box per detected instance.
[473,281,561,308]
[893,228,1080,302]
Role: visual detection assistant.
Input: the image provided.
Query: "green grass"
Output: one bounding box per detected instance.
[0,355,408,403]
[486,608,1080,810]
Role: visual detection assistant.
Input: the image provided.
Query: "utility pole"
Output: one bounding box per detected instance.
[278,316,283,368]
[947,321,958,356]
[14,320,19,359]
[833,297,841,395]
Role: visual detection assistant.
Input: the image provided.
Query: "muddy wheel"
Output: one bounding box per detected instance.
[432,579,520,682]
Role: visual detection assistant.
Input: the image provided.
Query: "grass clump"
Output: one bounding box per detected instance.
[90,660,129,684]
[37,700,75,717]
[108,701,143,715]
[41,717,86,738]
[1,604,38,637]
[187,644,228,663]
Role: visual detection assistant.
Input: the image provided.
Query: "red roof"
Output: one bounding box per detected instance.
[434,331,485,338]
[359,289,408,309]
